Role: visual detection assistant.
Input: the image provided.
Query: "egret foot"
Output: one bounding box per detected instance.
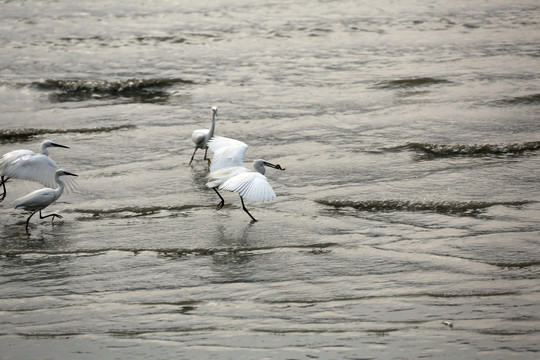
[40,211,63,225]
[213,188,225,210]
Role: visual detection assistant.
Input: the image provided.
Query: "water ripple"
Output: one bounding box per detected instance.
[33,78,194,94]
[373,77,452,89]
[0,125,135,142]
[316,199,531,216]
[393,141,540,158]
[69,205,202,219]
[0,242,338,258]
[491,93,540,106]
[31,78,194,103]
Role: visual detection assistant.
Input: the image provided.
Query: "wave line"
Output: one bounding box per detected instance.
[0,125,135,142]
[394,141,540,157]
[316,199,531,215]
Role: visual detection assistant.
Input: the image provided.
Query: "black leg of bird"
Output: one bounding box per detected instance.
[0,175,9,202]
[0,176,8,201]
[240,196,257,222]
[213,188,225,210]
[189,148,198,165]
[25,210,38,233]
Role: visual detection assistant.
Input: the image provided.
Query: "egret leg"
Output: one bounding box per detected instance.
[189,147,198,165]
[39,210,63,225]
[213,188,225,210]
[204,147,212,167]
[240,196,257,222]
[0,176,8,202]
[25,210,38,233]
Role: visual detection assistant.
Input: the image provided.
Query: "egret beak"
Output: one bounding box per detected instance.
[263,161,286,171]
[63,171,78,177]
[51,142,70,149]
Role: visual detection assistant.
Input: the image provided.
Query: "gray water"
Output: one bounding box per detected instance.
[1,0,539,359]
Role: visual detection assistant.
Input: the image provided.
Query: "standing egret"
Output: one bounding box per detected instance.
[205,136,285,221]
[14,169,77,233]
[189,106,218,165]
[0,140,77,202]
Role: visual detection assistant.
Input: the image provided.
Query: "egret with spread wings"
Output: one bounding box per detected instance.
[205,136,285,221]
[0,140,77,202]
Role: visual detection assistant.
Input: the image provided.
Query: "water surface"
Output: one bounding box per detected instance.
[1,0,539,359]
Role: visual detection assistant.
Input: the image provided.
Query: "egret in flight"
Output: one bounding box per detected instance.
[14,169,78,233]
[189,106,218,165]
[0,140,77,202]
[205,136,285,221]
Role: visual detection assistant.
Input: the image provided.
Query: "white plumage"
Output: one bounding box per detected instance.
[0,140,77,201]
[206,136,285,221]
[189,106,218,164]
[221,171,277,202]
[208,136,247,172]
[207,166,277,202]
[14,169,78,233]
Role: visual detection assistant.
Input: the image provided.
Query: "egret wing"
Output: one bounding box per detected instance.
[208,136,248,172]
[220,172,276,202]
[6,154,59,187]
[9,154,78,192]
[1,150,78,192]
[0,150,35,173]
[208,136,246,153]
[58,174,79,193]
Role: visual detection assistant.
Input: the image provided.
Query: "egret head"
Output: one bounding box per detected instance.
[42,140,70,149]
[253,160,286,174]
[55,169,78,178]
[212,106,218,115]
[40,140,69,155]
[263,161,285,171]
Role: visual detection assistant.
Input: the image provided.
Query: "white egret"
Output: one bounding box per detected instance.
[205,136,285,221]
[189,106,218,165]
[0,140,77,202]
[14,169,77,233]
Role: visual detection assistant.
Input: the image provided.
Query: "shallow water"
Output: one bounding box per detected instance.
[1,0,539,359]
